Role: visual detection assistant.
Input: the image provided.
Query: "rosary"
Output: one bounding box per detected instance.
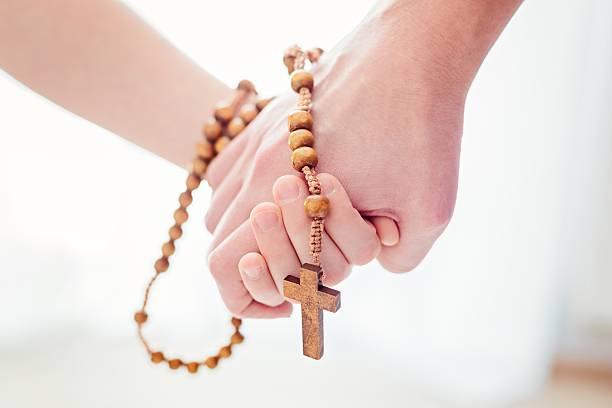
[134,46,341,373]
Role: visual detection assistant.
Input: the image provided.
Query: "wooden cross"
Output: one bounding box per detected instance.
[283,263,341,360]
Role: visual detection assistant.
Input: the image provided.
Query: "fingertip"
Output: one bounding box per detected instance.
[272,175,304,204]
[250,202,282,234]
[372,216,400,247]
[238,252,266,281]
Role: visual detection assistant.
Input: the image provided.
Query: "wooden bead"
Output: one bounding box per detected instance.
[307,47,324,63]
[186,362,200,374]
[203,118,222,141]
[227,117,245,138]
[169,225,183,240]
[291,146,318,171]
[290,69,314,92]
[186,174,201,191]
[168,359,183,370]
[214,136,231,154]
[179,191,192,208]
[219,346,232,358]
[174,208,188,224]
[238,104,258,124]
[151,352,165,364]
[255,97,274,111]
[204,356,218,369]
[288,129,314,150]
[304,195,330,218]
[231,317,242,328]
[162,241,175,257]
[193,158,207,176]
[237,79,256,93]
[214,104,233,124]
[231,332,244,344]
[283,54,295,73]
[288,110,313,131]
[196,141,214,160]
[134,311,148,324]
[155,257,169,273]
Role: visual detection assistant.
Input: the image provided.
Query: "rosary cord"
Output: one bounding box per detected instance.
[134,85,261,373]
[287,46,325,269]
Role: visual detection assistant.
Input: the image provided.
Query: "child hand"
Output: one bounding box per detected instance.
[208,173,381,318]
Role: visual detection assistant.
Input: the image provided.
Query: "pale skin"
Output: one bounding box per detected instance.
[0,0,523,318]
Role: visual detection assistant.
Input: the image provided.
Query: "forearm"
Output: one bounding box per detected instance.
[0,0,230,167]
[361,0,523,98]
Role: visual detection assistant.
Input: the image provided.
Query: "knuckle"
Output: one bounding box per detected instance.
[324,262,352,286]
[381,257,421,274]
[422,199,455,234]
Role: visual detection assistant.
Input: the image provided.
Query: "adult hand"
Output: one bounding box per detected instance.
[204,0,522,317]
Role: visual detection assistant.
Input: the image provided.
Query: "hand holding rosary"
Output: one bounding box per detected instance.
[135,45,340,373]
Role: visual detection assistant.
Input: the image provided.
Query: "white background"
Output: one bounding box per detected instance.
[0,1,611,407]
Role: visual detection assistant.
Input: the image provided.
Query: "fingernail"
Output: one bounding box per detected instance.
[254,211,278,232]
[243,265,263,280]
[319,175,336,195]
[276,178,300,203]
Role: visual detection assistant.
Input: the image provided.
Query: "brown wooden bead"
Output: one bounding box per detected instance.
[255,97,274,111]
[231,332,244,344]
[214,104,233,124]
[288,129,315,150]
[291,146,318,171]
[186,362,200,374]
[288,110,313,131]
[168,359,183,370]
[196,141,214,160]
[219,346,232,358]
[283,54,295,73]
[193,158,207,176]
[186,174,201,191]
[227,117,245,138]
[204,356,218,369]
[237,79,256,93]
[162,241,175,257]
[151,352,165,363]
[290,70,314,93]
[179,191,192,208]
[307,47,324,63]
[134,311,148,324]
[173,208,188,224]
[304,195,330,218]
[214,136,231,154]
[203,118,222,141]
[155,257,169,273]
[238,103,258,124]
[231,317,242,328]
[169,225,182,240]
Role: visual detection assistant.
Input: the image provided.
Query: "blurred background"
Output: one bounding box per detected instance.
[0,1,611,407]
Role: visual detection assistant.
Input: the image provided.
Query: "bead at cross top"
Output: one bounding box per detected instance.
[283,263,341,360]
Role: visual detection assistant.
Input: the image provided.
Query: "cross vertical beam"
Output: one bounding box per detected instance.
[283,263,341,360]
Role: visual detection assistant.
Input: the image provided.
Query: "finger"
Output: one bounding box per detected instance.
[205,174,242,233]
[207,153,288,255]
[238,252,285,307]
[272,175,351,286]
[249,202,302,292]
[371,216,400,246]
[206,130,249,190]
[377,208,452,273]
[208,220,292,318]
[317,173,381,265]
